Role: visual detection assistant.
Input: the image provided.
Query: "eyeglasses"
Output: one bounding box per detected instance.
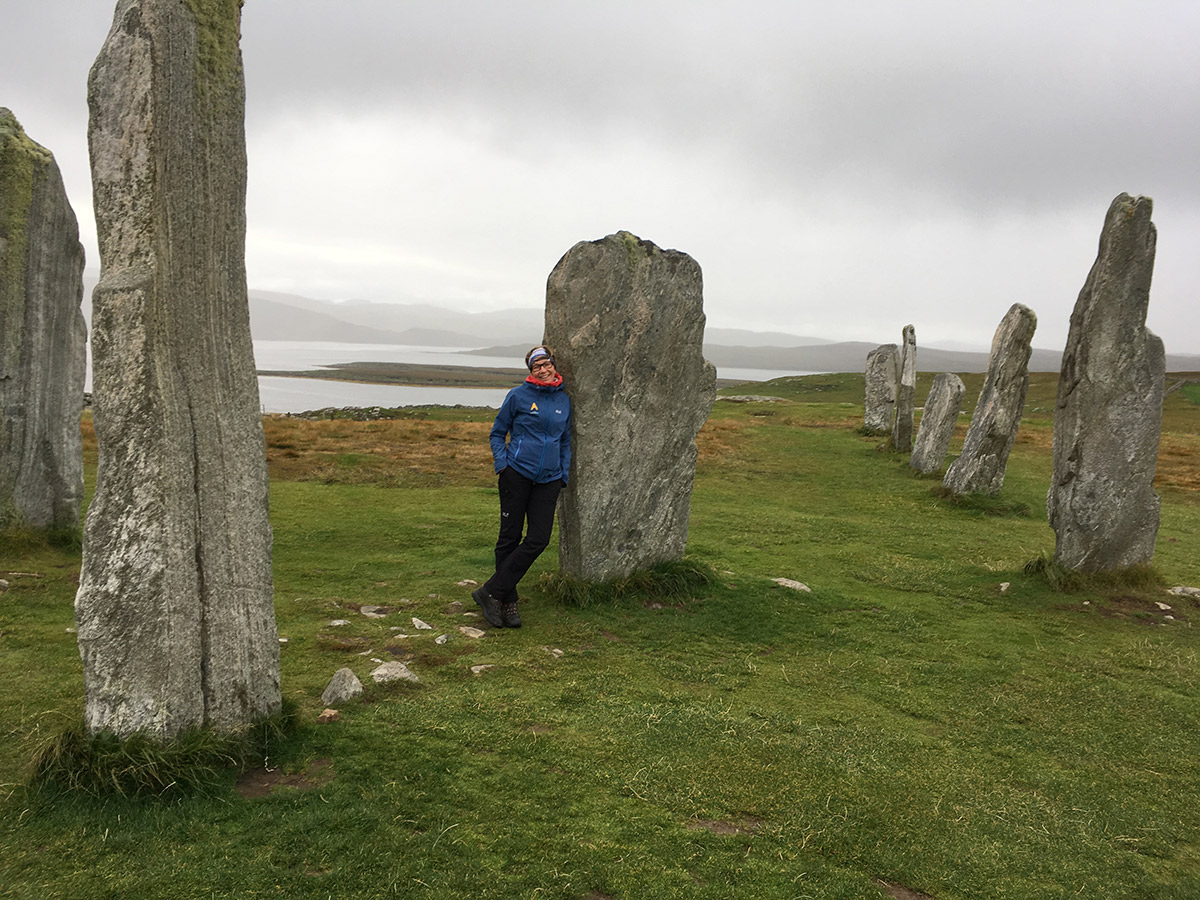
[531,359,555,370]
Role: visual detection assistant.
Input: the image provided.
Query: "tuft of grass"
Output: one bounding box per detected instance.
[539,557,718,608]
[28,701,298,799]
[0,524,81,554]
[932,484,1032,517]
[1023,553,1165,594]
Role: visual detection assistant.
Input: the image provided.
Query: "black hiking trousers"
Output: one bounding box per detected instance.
[486,468,563,603]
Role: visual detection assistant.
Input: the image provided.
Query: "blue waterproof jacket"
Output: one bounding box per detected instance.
[490,379,572,484]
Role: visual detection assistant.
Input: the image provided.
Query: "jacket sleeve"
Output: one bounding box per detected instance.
[560,400,572,484]
[490,392,515,473]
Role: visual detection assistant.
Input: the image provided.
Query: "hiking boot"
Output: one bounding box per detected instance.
[472,586,503,628]
[501,600,522,628]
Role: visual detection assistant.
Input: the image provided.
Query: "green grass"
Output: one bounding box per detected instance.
[2,374,1199,899]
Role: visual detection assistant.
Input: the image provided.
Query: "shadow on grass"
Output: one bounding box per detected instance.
[930,485,1032,517]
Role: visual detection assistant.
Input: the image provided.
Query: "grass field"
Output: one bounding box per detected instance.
[2,372,1198,899]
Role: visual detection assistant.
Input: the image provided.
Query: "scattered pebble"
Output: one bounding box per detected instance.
[316,708,340,724]
[329,619,351,627]
[1168,586,1200,599]
[370,661,419,684]
[999,582,1011,593]
[360,605,387,618]
[435,634,449,645]
[1082,600,1091,606]
[456,579,479,587]
[412,617,433,630]
[1165,615,1176,621]
[458,625,486,639]
[0,579,9,592]
[771,577,811,592]
[278,637,288,644]
[320,667,362,705]
[1156,601,1173,611]
[542,646,564,658]
[470,664,496,676]
[65,626,77,633]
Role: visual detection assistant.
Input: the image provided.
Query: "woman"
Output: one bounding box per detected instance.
[472,346,571,628]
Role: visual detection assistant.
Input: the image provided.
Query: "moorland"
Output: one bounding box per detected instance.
[2,370,1198,899]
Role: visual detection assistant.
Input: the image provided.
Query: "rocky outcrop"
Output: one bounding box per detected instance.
[75,0,280,739]
[863,344,899,433]
[545,232,716,581]
[1047,194,1164,571]
[943,304,1037,495]
[0,109,87,531]
[891,325,916,452]
[910,373,965,475]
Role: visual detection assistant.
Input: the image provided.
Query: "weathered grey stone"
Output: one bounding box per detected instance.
[370,661,419,684]
[891,325,917,452]
[320,668,362,706]
[1047,193,1164,571]
[910,373,966,475]
[0,109,87,531]
[74,0,280,739]
[942,304,1037,495]
[545,232,717,581]
[863,344,899,433]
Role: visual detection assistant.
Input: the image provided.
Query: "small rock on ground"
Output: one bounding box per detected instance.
[1168,586,1200,600]
[458,625,486,639]
[316,708,340,724]
[470,664,496,676]
[321,667,363,705]
[370,661,419,684]
[329,619,351,627]
[412,617,433,630]
[360,605,387,618]
[771,577,811,592]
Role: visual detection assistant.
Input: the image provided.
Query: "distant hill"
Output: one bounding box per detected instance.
[77,278,1200,373]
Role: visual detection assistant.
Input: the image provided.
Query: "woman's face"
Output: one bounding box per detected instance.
[531,357,557,380]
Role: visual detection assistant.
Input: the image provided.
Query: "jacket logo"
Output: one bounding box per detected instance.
[531,402,539,411]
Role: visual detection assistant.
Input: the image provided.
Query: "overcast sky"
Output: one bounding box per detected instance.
[5,1,1199,351]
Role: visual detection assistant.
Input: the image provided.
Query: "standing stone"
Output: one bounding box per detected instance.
[75,0,280,739]
[863,343,899,433]
[545,232,716,582]
[0,109,87,531]
[910,373,965,475]
[1047,194,1164,571]
[943,304,1037,495]
[891,325,917,452]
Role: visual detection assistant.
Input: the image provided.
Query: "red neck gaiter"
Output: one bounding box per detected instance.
[526,373,563,388]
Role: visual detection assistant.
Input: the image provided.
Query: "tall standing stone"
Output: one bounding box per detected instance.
[910,373,965,475]
[1047,194,1164,571]
[891,325,917,452]
[0,109,87,531]
[942,303,1037,495]
[545,232,716,582]
[76,0,280,738]
[863,343,899,433]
